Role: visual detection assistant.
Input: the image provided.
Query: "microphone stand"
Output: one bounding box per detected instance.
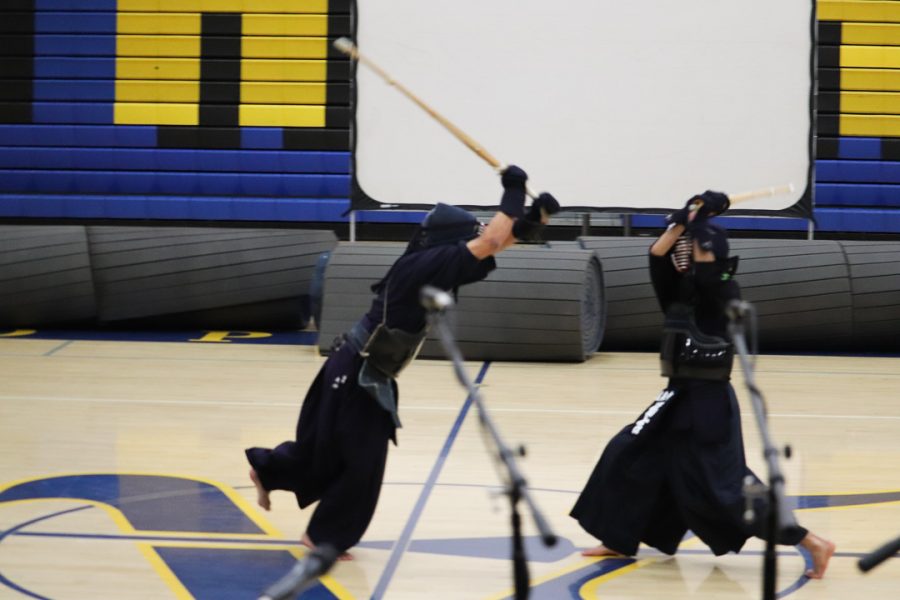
[425,296,557,600]
[728,301,797,600]
[858,534,900,573]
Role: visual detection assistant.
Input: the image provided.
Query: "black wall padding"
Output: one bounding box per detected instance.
[317,243,606,362]
[0,225,97,327]
[87,227,337,323]
[578,237,858,351]
[842,241,900,349]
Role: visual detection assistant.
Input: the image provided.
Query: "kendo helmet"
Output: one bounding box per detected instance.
[407,203,482,252]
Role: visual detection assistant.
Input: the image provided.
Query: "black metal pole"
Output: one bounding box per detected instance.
[727,300,797,600]
[422,288,557,598]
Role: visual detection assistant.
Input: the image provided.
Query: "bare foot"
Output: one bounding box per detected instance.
[302,533,354,561]
[800,532,836,579]
[248,468,271,511]
[581,544,628,558]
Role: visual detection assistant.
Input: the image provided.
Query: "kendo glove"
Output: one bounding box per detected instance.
[499,165,528,219]
[665,196,697,227]
[666,190,731,228]
[512,192,560,241]
[693,190,730,221]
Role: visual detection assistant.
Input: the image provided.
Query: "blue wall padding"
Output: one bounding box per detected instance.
[0,171,351,197]
[837,137,882,160]
[0,195,353,221]
[817,160,900,184]
[241,128,284,150]
[35,11,116,33]
[32,102,114,124]
[630,209,900,233]
[816,183,900,207]
[35,34,117,56]
[0,194,431,222]
[815,208,900,233]
[0,148,351,173]
[630,214,809,231]
[34,80,116,101]
[0,125,158,147]
[36,1,117,10]
[35,57,116,78]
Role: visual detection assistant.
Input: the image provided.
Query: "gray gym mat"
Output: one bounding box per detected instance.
[317,243,606,362]
[0,226,97,327]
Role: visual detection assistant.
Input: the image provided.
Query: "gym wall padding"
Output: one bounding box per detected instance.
[0,225,97,326]
[578,236,900,351]
[816,1,900,232]
[317,243,606,362]
[0,0,353,221]
[88,226,337,324]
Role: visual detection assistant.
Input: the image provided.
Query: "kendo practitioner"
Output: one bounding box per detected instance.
[570,191,835,578]
[246,165,559,558]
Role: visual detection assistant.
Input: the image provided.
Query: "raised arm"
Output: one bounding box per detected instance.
[467,165,560,260]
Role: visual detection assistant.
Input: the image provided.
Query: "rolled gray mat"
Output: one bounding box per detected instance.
[841,240,900,350]
[578,237,855,351]
[87,226,337,323]
[317,242,606,362]
[729,239,852,350]
[0,225,97,327]
[571,237,663,350]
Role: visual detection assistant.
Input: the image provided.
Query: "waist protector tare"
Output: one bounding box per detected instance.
[349,320,427,378]
[660,305,733,381]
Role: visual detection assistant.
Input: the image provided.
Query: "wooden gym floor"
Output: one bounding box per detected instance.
[0,333,898,599]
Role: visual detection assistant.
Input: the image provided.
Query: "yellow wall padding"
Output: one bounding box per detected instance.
[115,81,200,103]
[840,91,900,115]
[243,15,329,36]
[239,104,326,127]
[241,37,329,59]
[117,1,330,14]
[115,0,334,126]
[239,82,327,104]
[840,114,900,136]
[238,60,329,82]
[839,22,900,46]
[118,13,202,35]
[117,36,202,57]
[841,45,900,69]
[115,102,199,126]
[840,68,900,92]
[117,58,201,81]
[819,0,900,23]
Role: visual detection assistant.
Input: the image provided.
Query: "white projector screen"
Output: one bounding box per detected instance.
[352,0,814,214]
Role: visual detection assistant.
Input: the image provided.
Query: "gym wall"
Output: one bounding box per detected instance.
[0,0,353,221]
[815,0,900,233]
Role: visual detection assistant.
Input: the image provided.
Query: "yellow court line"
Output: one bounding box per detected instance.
[480,555,647,600]
[0,497,194,599]
[579,558,656,599]
[0,472,354,599]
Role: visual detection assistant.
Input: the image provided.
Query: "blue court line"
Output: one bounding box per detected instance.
[0,505,94,600]
[369,361,491,600]
[42,340,73,356]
